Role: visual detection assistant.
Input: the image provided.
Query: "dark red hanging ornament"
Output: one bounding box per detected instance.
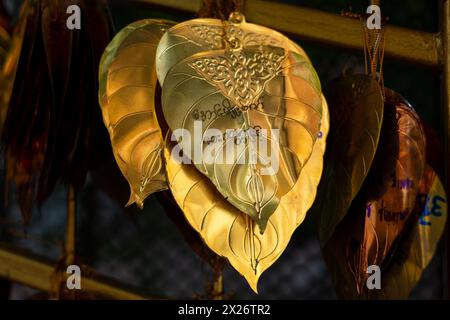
[2,0,111,222]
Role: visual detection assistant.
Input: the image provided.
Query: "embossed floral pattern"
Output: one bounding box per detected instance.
[189,50,286,107]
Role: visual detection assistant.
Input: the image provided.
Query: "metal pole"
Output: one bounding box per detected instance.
[65,185,76,267]
[138,0,440,67]
[62,185,77,299]
[0,244,150,299]
[211,269,224,300]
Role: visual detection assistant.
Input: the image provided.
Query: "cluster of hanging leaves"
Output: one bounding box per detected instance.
[97,5,447,296]
[2,0,443,298]
[1,0,111,222]
[159,15,328,292]
[309,17,447,298]
[98,18,230,282]
[99,12,329,292]
[315,77,447,298]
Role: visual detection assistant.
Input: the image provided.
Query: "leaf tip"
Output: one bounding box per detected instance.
[241,271,260,294]
[247,278,259,294]
[126,192,144,209]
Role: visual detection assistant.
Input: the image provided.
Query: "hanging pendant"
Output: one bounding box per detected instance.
[158,13,328,291]
[311,74,385,246]
[157,13,325,232]
[99,19,176,207]
[322,89,446,299]
[343,89,426,295]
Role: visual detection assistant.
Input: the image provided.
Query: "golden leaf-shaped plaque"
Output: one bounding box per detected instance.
[374,165,447,299]
[324,165,447,299]
[164,95,329,293]
[158,14,323,231]
[98,19,176,207]
[312,75,384,246]
[322,89,440,299]
[344,90,426,292]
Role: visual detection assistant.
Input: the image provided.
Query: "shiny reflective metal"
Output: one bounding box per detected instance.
[157,13,324,231]
[99,14,328,292]
[99,19,176,207]
[165,95,329,292]
[361,89,426,274]
[314,75,384,246]
[347,90,426,292]
[322,91,444,299]
[155,12,309,85]
[375,165,447,299]
[325,164,447,299]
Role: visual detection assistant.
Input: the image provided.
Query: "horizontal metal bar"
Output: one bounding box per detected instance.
[136,0,441,67]
[0,244,148,299]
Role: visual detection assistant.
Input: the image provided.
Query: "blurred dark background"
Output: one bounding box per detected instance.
[0,0,446,299]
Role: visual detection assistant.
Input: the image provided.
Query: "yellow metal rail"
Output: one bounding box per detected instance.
[0,244,148,299]
[138,0,442,67]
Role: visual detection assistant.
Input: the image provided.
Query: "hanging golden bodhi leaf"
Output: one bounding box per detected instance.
[328,90,426,295]
[158,13,323,232]
[324,165,446,299]
[165,95,329,292]
[98,19,176,207]
[374,165,447,299]
[312,75,384,246]
[323,90,436,299]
